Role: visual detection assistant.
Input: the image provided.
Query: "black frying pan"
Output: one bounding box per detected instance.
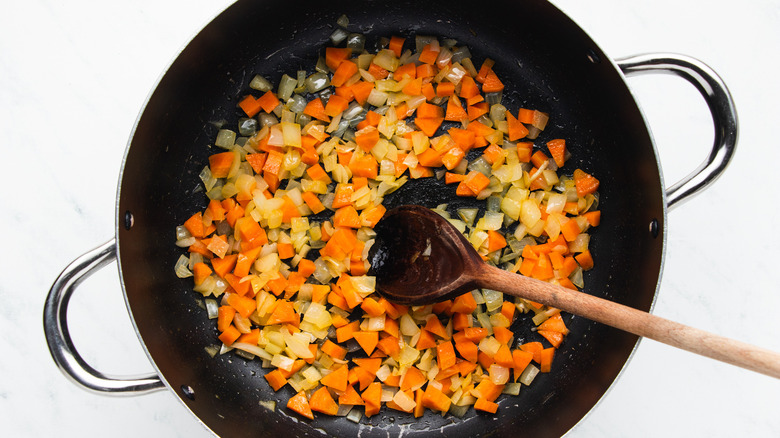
[44,0,736,436]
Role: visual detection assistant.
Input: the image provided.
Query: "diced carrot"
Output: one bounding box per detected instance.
[474,397,499,414]
[574,169,600,197]
[336,320,360,343]
[325,47,352,71]
[454,339,479,363]
[286,390,314,420]
[540,347,555,373]
[583,210,601,227]
[303,97,330,122]
[400,366,427,392]
[211,254,238,279]
[516,141,533,163]
[324,94,349,117]
[238,95,262,117]
[500,301,516,322]
[218,324,241,346]
[451,291,477,314]
[415,329,437,350]
[305,163,330,182]
[266,300,298,325]
[366,59,390,78]
[413,389,425,418]
[481,70,504,93]
[401,77,423,96]
[575,249,594,270]
[420,81,436,101]
[353,331,379,356]
[473,379,503,402]
[467,102,489,121]
[547,139,566,167]
[444,171,466,185]
[388,36,405,57]
[349,154,378,179]
[418,43,439,65]
[492,326,514,345]
[278,359,306,379]
[354,125,380,151]
[217,305,236,333]
[334,85,354,102]
[360,297,386,317]
[331,60,358,87]
[320,364,349,392]
[301,191,325,214]
[359,204,386,228]
[264,369,288,391]
[310,386,339,416]
[444,95,468,122]
[346,80,372,106]
[417,63,436,79]
[452,312,472,331]
[331,183,354,209]
[377,335,402,358]
[257,90,281,114]
[338,384,365,406]
[277,242,295,259]
[486,230,507,253]
[227,293,256,319]
[456,181,476,197]
[520,341,544,364]
[459,75,480,98]
[463,170,491,195]
[208,151,236,179]
[506,110,530,141]
[476,58,495,83]
[419,316,444,340]
[494,344,515,368]
[421,384,451,413]
[416,147,444,168]
[297,258,315,278]
[414,117,444,137]
[436,341,457,371]
[560,218,581,242]
[531,253,554,280]
[518,108,535,124]
[192,262,212,286]
[311,284,331,304]
[512,350,534,380]
[538,330,564,349]
[362,382,382,417]
[333,205,361,229]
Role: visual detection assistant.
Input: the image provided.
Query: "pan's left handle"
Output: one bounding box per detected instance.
[43,239,165,395]
[616,53,738,211]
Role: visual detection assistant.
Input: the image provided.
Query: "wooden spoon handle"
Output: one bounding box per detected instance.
[480,265,780,379]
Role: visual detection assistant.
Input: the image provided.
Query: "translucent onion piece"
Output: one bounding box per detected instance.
[205,298,219,319]
[249,75,272,92]
[174,255,193,278]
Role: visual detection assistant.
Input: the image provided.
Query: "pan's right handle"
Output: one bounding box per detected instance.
[43,239,165,395]
[616,53,738,211]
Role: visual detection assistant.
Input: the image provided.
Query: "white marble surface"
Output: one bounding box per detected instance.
[2,0,779,436]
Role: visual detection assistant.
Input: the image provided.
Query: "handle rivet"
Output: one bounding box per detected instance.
[124,211,134,230]
[649,218,659,238]
[181,385,195,400]
[586,48,601,64]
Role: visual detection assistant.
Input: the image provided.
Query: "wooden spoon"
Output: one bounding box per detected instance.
[368,204,780,379]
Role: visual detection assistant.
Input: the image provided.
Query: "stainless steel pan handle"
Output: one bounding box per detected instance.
[617,53,738,210]
[43,239,164,395]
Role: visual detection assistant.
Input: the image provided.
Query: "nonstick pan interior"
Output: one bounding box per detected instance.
[117,1,665,436]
